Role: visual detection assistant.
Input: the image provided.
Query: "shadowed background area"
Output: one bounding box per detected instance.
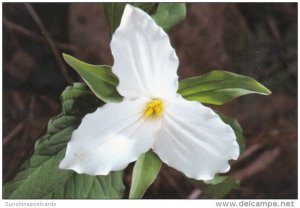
[3,3,297,199]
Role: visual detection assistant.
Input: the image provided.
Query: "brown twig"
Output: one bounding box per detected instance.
[3,15,22,50]
[28,95,36,121]
[24,3,73,84]
[11,90,26,113]
[38,95,59,111]
[187,189,202,199]
[235,143,265,162]
[267,17,284,48]
[231,147,281,181]
[3,17,78,51]
[3,122,25,146]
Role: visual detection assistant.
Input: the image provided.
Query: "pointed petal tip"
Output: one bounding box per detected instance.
[59,158,111,176]
[123,3,147,17]
[190,162,233,180]
[58,158,76,172]
[189,163,233,181]
[58,159,66,170]
[122,4,133,19]
[120,4,145,28]
[124,3,134,11]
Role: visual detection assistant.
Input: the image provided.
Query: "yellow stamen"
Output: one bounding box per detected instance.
[144,99,164,117]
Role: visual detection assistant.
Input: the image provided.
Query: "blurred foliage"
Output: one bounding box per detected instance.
[226,3,297,95]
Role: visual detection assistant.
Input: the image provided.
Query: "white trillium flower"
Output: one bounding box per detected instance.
[59,4,239,180]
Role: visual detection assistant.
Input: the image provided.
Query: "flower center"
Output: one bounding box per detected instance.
[144,99,164,117]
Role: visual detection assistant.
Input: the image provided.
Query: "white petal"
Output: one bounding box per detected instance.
[111,4,179,100]
[153,96,239,180]
[59,98,161,175]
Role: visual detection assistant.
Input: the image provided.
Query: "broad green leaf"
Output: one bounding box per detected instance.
[129,150,162,199]
[152,3,186,31]
[178,70,271,105]
[133,3,159,14]
[104,3,126,36]
[218,113,245,153]
[63,53,122,103]
[192,176,239,198]
[3,83,125,199]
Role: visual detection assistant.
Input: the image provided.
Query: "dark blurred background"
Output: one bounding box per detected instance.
[2,3,297,199]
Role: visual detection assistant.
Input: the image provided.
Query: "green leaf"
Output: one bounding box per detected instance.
[63,53,122,103]
[218,113,245,153]
[104,3,185,36]
[3,83,125,199]
[104,3,126,36]
[178,70,271,105]
[192,176,239,199]
[152,3,186,31]
[133,3,159,14]
[129,150,162,199]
